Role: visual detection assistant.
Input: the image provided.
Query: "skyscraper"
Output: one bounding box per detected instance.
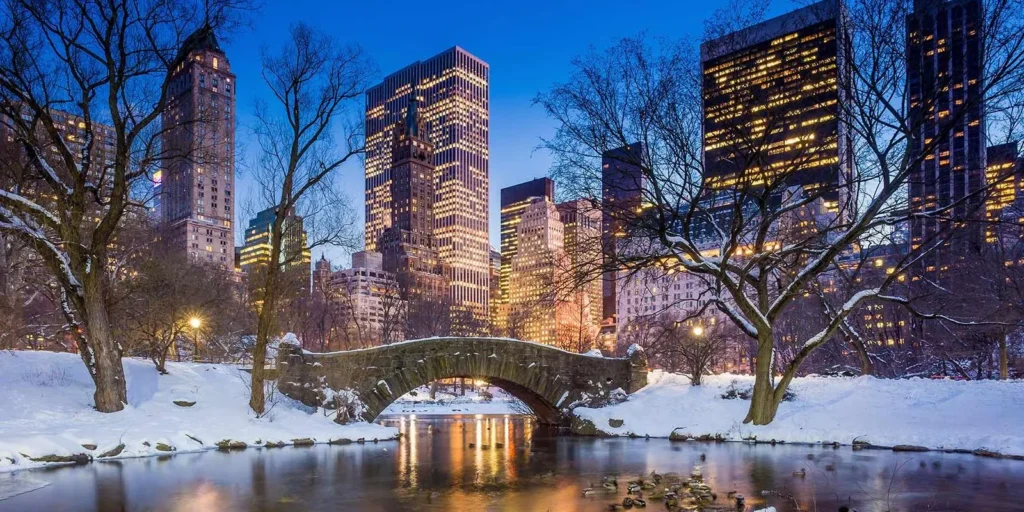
[365,47,490,326]
[557,198,603,338]
[508,198,565,344]
[498,178,555,319]
[906,0,986,261]
[379,99,448,305]
[160,26,236,268]
[984,142,1022,248]
[701,0,852,208]
[601,143,645,324]
[238,206,311,277]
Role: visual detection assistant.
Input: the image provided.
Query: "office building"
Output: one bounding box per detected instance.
[365,47,490,326]
[508,198,565,344]
[556,198,604,339]
[601,143,646,324]
[238,206,311,277]
[701,0,852,209]
[906,0,986,261]
[160,26,236,268]
[498,177,555,328]
[379,98,448,305]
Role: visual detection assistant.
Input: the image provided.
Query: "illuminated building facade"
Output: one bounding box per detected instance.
[906,0,985,260]
[365,47,490,326]
[238,206,311,277]
[556,198,603,339]
[701,0,852,208]
[498,177,554,329]
[601,143,646,324]
[329,251,405,346]
[379,98,448,305]
[160,27,236,268]
[508,198,565,344]
[984,142,1023,248]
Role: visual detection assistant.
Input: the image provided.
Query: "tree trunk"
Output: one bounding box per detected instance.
[744,334,779,425]
[82,275,128,412]
[849,337,874,376]
[1000,334,1009,380]
[429,381,438,400]
[250,265,282,416]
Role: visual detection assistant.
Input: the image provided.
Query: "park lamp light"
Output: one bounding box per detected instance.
[188,317,202,330]
[692,325,704,337]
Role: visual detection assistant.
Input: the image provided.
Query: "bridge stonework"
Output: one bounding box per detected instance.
[276,337,648,425]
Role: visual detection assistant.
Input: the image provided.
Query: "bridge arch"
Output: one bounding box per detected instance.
[276,337,648,425]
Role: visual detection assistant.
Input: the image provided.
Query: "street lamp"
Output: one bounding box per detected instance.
[692,325,704,337]
[188,317,202,362]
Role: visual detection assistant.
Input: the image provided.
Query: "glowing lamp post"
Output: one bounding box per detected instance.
[692,325,704,337]
[188,317,202,362]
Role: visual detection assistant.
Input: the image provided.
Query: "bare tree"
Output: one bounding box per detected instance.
[670,322,729,386]
[113,242,239,373]
[537,0,1024,424]
[378,279,406,345]
[246,23,373,414]
[0,0,245,411]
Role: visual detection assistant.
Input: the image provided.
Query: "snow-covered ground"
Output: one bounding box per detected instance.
[0,351,397,474]
[380,386,522,416]
[575,370,1024,457]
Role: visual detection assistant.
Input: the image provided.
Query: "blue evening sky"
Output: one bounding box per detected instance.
[224,0,792,265]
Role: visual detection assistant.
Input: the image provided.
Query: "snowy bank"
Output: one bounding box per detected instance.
[380,386,522,416]
[0,351,397,474]
[573,371,1024,457]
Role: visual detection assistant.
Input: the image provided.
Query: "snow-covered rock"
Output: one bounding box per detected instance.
[0,351,397,474]
[574,370,1024,456]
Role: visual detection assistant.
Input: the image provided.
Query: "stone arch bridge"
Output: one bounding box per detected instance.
[276,337,648,425]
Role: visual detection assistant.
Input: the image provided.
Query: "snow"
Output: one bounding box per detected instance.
[0,351,397,474]
[380,387,521,416]
[574,370,1024,456]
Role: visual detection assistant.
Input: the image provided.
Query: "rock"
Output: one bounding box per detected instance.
[98,444,125,458]
[172,400,196,407]
[81,444,97,451]
[608,418,624,428]
[973,449,1002,458]
[142,441,151,447]
[291,438,315,446]
[668,429,690,441]
[155,443,174,452]
[571,416,610,436]
[265,441,287,448]
[892,445,930,452]
[328,438,353,445]
[29,453,90,465]
[215,440,247,450]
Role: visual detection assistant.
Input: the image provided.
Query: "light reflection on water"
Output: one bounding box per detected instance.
[1,415,1023,511]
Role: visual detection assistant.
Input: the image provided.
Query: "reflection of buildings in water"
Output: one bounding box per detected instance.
[396,416,419,489]
[474,417,484,484]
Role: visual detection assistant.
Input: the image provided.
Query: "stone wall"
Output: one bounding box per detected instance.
[276,338,648,425]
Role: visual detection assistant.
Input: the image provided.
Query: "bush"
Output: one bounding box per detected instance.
[721,380,795,402]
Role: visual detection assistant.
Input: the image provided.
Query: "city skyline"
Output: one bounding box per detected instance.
[220,0,814,265]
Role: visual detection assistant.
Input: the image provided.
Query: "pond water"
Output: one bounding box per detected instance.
[2,415,1022,511]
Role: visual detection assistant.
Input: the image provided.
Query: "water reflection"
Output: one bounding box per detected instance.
[1,415,1023,511]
